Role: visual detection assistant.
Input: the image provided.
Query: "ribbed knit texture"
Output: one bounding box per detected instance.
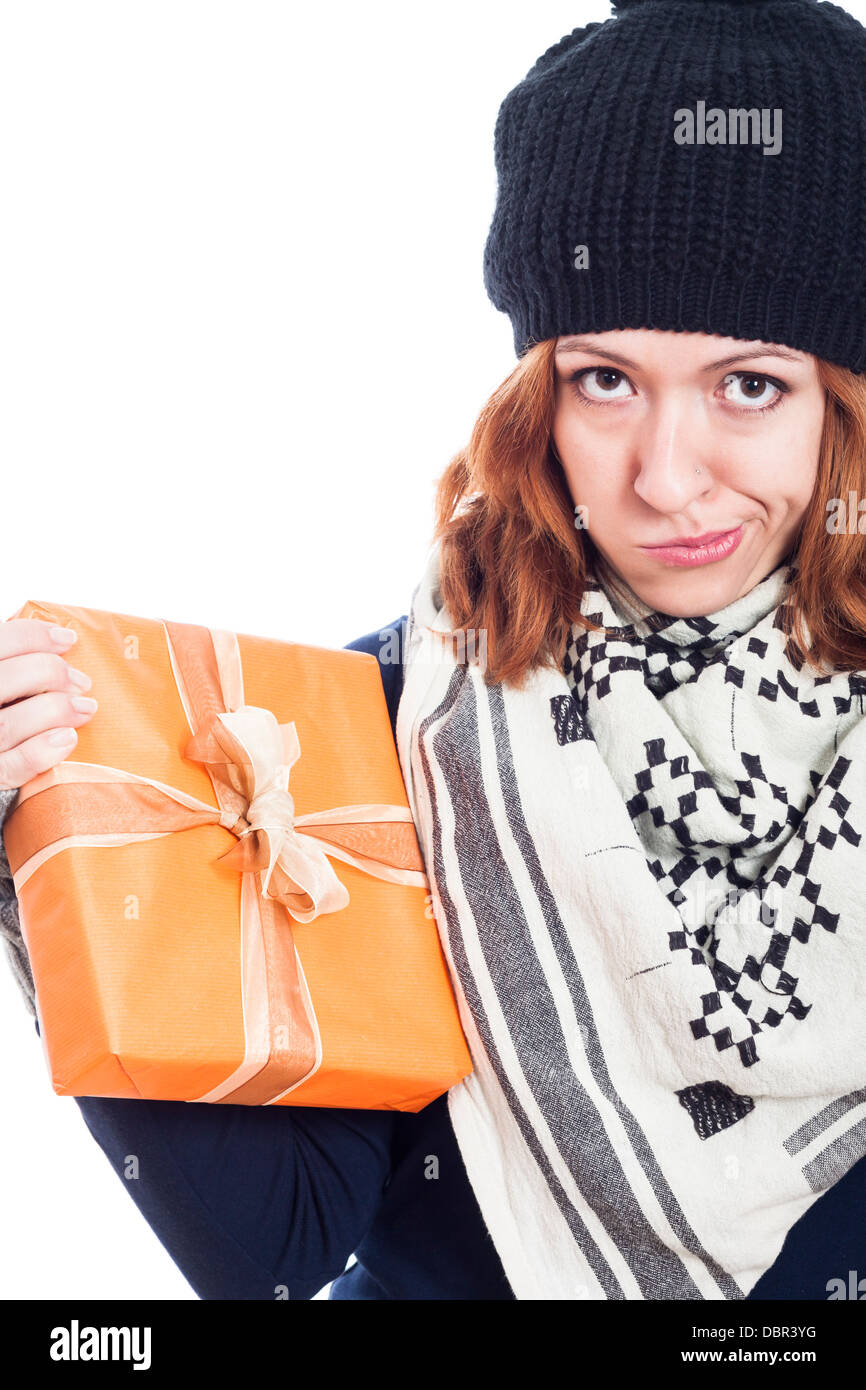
[482,0,866,373]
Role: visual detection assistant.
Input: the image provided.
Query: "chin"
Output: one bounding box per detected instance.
[647,572,750,617]
[627,567,751,618]
[589,534,773,618]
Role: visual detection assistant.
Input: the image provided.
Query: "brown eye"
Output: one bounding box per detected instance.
[721,372,787,412]
[591,369,624,392]
[741,375,765,397]
[568,367,635,405]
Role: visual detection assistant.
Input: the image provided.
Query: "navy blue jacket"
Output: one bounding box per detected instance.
[42,616,866,1299]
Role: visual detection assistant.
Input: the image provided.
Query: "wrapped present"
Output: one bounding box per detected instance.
[1,599,473,1111]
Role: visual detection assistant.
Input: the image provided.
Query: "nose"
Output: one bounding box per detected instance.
[632,394,712,514]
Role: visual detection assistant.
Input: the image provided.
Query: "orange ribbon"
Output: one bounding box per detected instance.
[3,619,428,1105]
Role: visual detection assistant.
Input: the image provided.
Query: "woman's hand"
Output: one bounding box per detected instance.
[0,620,98,791]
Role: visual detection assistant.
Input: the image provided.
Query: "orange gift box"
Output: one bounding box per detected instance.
[1,599,473,1111]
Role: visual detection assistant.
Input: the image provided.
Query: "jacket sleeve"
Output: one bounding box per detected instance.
[0,786,35,1017]
[0,618,408,1299]
[343,614,408,737]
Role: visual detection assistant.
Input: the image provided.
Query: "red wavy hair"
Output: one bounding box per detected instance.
[429,337,866,689]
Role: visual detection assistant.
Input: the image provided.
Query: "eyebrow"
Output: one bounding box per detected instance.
[553,337,808,371]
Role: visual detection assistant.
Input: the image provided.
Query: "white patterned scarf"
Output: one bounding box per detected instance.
[395,541,866,1300]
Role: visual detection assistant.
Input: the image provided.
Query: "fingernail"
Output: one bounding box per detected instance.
[70,696,98,713]
[66,667,92,691]
[48,728,77,746]
[50,626,77,646]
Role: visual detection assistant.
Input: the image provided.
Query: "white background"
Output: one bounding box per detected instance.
[0,0,611,1301]
[2,0,864,1302]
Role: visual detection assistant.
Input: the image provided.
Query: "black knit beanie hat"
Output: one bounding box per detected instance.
[482,0,866,373]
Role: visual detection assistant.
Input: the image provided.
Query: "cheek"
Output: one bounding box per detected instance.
[553,407,627,510]
[558,463,625,537]
[758,404,823,507]
[732,447,819,517]
[794,458,820,512]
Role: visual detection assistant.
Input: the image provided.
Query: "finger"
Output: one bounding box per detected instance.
[0,725,80,792]
[0,649,92,706]
[0,688,97,759]
[0,617,79,660]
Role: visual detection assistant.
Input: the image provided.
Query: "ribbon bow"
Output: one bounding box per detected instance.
[185,708,353,923]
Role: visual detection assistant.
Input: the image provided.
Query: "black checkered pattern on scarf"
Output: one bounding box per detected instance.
[560,566,865,1068]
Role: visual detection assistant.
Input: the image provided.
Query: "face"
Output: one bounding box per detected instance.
[552,328,826,616]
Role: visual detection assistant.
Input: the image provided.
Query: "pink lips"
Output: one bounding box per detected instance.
[638,524,746,568]
[657,529,737,547]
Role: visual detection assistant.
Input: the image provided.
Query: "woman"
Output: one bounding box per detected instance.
[3,0,866,1299]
